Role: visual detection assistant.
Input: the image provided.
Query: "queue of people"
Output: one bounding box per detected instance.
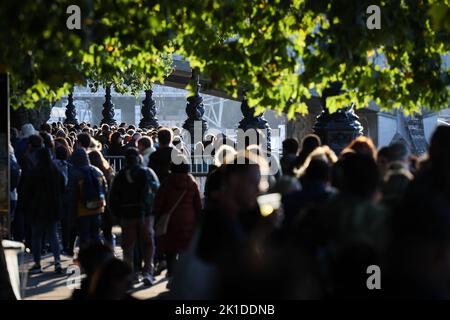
[5,119,450,300]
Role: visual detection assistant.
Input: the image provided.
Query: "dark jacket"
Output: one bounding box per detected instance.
[154,173,202,254]
[107,144,126,157]
[282,181,334,231]
[22,159,65,224]
[67,150,107,218]
[109,165,160,220]
[148,146,175,184]
[10,153,21,192]
[280,153,298,176]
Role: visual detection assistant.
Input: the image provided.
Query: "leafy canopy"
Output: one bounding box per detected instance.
[0,0,448,117]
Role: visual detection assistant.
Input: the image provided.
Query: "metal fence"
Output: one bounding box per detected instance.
[105,155,212,193]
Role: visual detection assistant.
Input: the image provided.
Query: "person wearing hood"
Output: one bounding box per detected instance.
[22,148,65,274]
[109,148,160,286]
[67,148,107,248]
[14,134,43,245]
[14,124,37,166]
[153,154,202,279]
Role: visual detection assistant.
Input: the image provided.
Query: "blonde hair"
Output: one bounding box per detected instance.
[295,145,338,178]
[344,136,377,159]
[214,144,237,167]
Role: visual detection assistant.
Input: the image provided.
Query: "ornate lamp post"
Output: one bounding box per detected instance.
[100,85,117,126]
[139,89,159,129]
[313,82,363,155]
[238,96,272,155]
[182,73,208,144]
[63,92,78,125]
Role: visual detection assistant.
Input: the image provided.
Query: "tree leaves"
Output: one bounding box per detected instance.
[0,0,448,118]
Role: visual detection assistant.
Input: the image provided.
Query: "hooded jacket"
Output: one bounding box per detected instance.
[68,149,107,218]
[22,148,65,224]
[109,164,160,219]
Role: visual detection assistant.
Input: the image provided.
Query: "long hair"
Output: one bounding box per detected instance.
[54,137,72,156]
[343,136,377,160]
[89,150,111,175]
[109,132,123,147]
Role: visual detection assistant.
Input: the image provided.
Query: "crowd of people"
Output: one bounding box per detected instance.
[4,119,450,299]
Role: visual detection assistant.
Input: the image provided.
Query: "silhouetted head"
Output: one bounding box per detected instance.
[72,148,90,168]
[388,142,409,162]
[339,153,380,199]
[429,125,450,168]
[77,243,114,277]
[301,134,321,154]
[110,132,123,146]
[344,136,377,160]
[55,145,69,161]
[124,147,142,167]
[137,136,153,153]
[77,133,92,149]
[158,127,173,147]
[89,258,133,300]
[303,159,331,184]
[28,134,44,150]
[282,138,299,155]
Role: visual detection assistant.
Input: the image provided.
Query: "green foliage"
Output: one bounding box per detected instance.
[0,0,449,118]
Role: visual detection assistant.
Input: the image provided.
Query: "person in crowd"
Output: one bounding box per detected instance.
[19,134,43,170]
[296,134,321,169]
[14,134,44,245]
[282,146,337,235]
[384,192,450,299]
[54,137,73,156]
[376,146,391,178]
[137,136,156,167]
[14,124,37,165]
[117,127,126,135]
[67,148,107,248]
[125,132,142,150]
[40,132,55,155]
[109,148,160,286]
[197,151,264,265]
[95,124,111,148]
[89,150,116,247]
[381,142,413,206]
[87,258,135,300]
[189,151,289,299]
[10,127,20,152]
[342,136,377,160]
[280,138,299,176]
[55,129,66,139]
[149,127,177,184]
[107,131,125,156]
[54,146,76,255]
[154,154,202,279]
[74,132,92,151]
[71,243,114,300]
[54,146,71,186]
[40,123,52,135]
[9,143,21,241]
[310,153,389,299]
[23,148,65,274]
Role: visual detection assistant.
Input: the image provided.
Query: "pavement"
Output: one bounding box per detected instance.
[21,228,169,300]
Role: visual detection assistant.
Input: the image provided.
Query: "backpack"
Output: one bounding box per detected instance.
[110,166,158,219]
[80,167,106,211]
